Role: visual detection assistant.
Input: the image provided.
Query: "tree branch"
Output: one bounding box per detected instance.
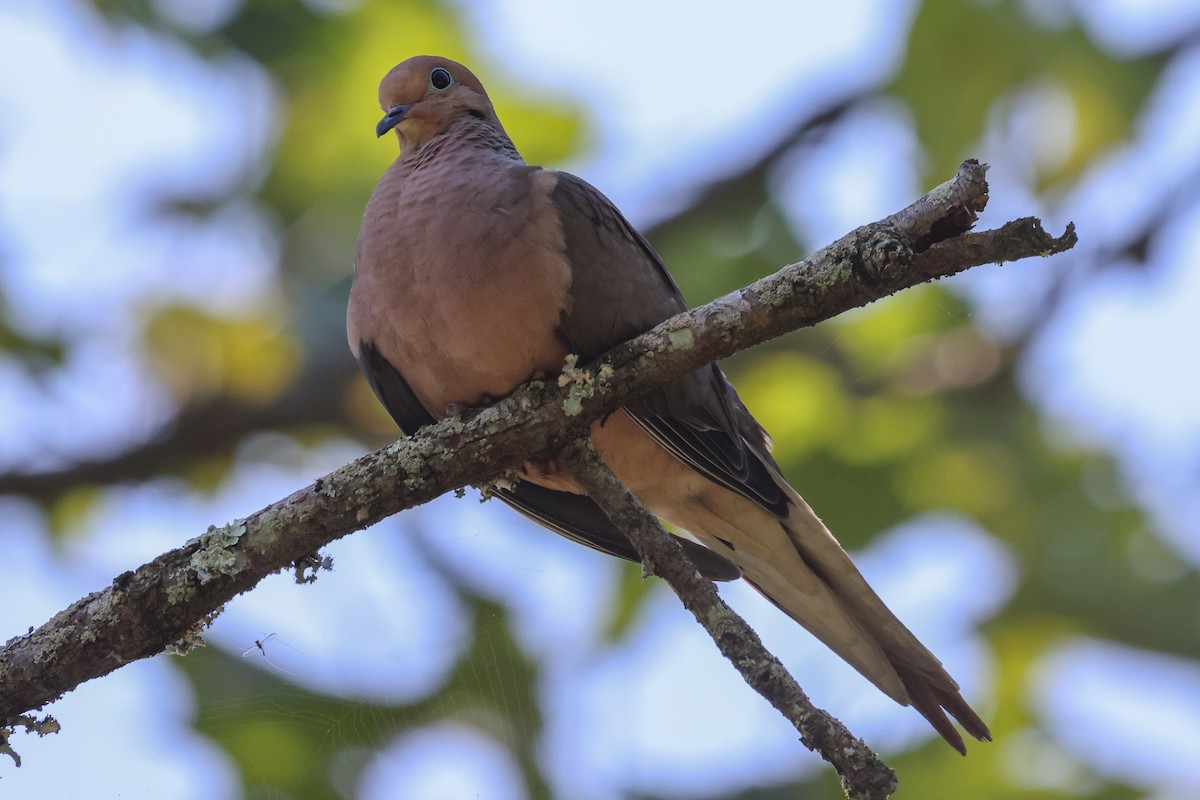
[0,161,1075,788]
[558,437,897,800]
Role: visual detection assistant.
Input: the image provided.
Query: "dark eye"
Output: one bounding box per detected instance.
[429,67,453,91]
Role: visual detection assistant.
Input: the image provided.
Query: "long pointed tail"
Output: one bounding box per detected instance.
[705,486,991,753]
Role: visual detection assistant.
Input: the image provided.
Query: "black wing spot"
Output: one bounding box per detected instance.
[499,482,741,581]
[356,341,436,434]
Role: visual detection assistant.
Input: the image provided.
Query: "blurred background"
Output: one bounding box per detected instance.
[1,0,1198,797]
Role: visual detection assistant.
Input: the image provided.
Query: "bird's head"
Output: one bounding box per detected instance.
[375,56,501,151]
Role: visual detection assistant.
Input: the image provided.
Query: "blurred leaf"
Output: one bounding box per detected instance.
[605,560,656,641]
[0,315,64,366]
[735,352,851,457]
[181,453,237,494]
[830,286,972,377]
[343,370,400,437]
[892,0,1160,187]
[657,202,802,306]
[142,304,302,406]
[898,440,1021,516]
[828,393,943,465]
[47,484,102,541]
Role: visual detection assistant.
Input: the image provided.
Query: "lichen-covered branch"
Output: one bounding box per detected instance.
[558,438,897,800]
[0,161,1075,772]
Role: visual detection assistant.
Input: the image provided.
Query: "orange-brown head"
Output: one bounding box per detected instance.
[375,56,503,152]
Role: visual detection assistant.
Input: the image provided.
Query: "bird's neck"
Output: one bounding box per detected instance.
[405,115,523,169]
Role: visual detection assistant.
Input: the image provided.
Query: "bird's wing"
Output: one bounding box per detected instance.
[354,341,437,433]
[549,170,787,517]
[351,339,740,580]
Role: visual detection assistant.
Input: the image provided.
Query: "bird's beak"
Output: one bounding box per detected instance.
[376,104,412,137]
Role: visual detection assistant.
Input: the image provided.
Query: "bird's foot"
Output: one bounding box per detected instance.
[521,456,559,479]
[443,394,496,419]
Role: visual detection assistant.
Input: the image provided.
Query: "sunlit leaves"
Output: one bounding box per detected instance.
[898,441,1020,516]
[829,286,972,377]
[735,352,851,457]
[892,0,1159,188]
[828,395,942,465]
[142,303,301,405]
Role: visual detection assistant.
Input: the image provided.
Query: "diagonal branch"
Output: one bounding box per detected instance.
[0,161,1076,790]
[558,437,897,800]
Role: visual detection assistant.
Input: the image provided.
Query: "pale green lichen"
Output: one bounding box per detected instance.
[191,547,236,579]
[167,574,195,604]
[31,625,74,665]
[668,328,694,349]
[478,469,519,499]
[558,354,612,416]
[189,520,248,581]
[164,604,223,654]
[1,714,61,767]
[293,553,333,585]
[164,623,207,656]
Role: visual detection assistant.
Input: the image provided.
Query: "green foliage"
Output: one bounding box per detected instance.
[142,303,302,405]
[892,0,1161,187]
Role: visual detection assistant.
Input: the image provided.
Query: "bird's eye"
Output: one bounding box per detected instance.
[429,67,453,92]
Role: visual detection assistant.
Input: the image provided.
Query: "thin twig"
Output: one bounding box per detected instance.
[558,437,897,800]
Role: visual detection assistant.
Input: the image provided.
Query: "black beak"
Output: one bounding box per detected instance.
[376,104,412,137]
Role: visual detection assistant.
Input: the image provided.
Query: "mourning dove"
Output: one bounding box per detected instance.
[348,55,991,753]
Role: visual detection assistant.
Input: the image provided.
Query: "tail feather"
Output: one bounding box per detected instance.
[777,492,944,665]
[895,662,992,755]
[740,574,907,703]
[695,484,991,753]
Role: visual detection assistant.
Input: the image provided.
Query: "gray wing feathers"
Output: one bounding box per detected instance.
[551,172,786,517]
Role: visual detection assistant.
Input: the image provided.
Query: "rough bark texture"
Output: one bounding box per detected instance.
[0,160,1076,796]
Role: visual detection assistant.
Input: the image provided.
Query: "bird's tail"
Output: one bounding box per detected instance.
[709,486,991,754]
